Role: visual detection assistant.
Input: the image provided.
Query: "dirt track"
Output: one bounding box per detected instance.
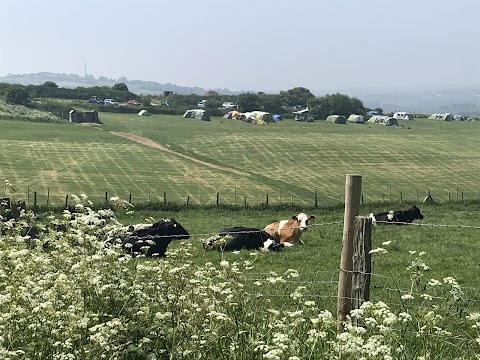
[110,132,247,176]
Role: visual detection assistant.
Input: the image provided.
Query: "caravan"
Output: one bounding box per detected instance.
[393,111,413,120]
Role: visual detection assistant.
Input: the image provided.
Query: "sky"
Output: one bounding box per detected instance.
[1,0,479,93]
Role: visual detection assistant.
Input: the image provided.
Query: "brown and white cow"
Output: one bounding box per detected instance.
[264,213,315,246]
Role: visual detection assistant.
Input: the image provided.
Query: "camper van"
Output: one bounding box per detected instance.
[293,108,314,122]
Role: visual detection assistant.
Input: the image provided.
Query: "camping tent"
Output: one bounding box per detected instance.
[428,113,452,121]
[249,111,273,125]
[393,112,413,120]
[138,109,150,116]
[347,114,365,124]
[273,114,283,121]
[183,109,210,121]
[367,115,399,126]
[326,115,347,124]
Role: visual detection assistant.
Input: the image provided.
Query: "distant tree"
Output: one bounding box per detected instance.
[237,93,261,112]
[113,82,129,92]
[6,85,30,105]
[307,93,366,119]
[374,107,384,114]
[42,81,58,88]
[141,95,152,106]
[280,87,315,107]
[204,90,219,97]
[257,93,283,114]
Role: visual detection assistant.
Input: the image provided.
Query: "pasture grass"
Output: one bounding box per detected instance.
[111,201,480,315]
[1,113,480,208]
[2,201,480,359]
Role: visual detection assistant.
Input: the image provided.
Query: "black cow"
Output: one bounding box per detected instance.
[368,205,424,225]
[121,218,190,257]
[203,227,284,252]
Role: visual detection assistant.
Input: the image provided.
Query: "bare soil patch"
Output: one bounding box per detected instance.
[110,132,247,176]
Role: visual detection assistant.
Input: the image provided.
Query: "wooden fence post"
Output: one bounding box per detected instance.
[27,188,30,205]
[105,192,108,206]
[34,191,37,209]
[337,174,362,333]
[351,216,372,326]
[400,191,403,203]
[244,196,247,207]
[315,191,318,208]
[129,188,132,204]
[186,196,190,206]
[266,193,269,206]
[47,187,50,207]
[234,187,237,205]
[163,192,167,205]
[65,194,69,209]
[216,192,219,206]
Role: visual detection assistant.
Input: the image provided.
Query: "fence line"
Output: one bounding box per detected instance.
[6,185,480,209]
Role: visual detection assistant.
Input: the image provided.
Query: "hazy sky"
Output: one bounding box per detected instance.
[1,0,479,92]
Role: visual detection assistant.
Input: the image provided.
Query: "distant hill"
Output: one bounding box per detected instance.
[0,72,245,96]
[317,86,480,115]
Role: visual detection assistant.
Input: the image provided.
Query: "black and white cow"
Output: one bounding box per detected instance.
[203,227,284,252]
[120,218,190,257]
[368,205,424,225]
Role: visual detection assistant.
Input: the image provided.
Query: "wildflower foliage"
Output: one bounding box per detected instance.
[1,200,479,359]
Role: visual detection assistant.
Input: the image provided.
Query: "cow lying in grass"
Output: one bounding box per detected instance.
[264,213,315,246]
[202,227,284,252]
[368,205,424,225]
[118,218,190,257]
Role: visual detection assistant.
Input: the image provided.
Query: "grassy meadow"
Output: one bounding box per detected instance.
[1,113,480,206]
[2,113,480,358]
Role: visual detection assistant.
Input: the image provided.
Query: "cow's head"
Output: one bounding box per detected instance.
[409,206,424,220]
[160,218,190,240]
[292,213,315,231]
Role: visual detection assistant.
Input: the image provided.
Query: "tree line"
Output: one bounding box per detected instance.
[0,82,382,119]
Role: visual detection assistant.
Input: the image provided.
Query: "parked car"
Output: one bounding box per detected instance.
[222,102,237,109]
[88,96,102,104]
[127,100,142,106]
[104,99,119,106]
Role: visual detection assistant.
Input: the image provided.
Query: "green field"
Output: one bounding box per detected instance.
[3,113,480,358]
[1,114,480,207]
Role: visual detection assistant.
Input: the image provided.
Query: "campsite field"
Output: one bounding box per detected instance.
[1,113,480,207]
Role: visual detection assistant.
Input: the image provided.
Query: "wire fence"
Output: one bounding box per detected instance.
[165,220,480,311]
[6,185,480,210]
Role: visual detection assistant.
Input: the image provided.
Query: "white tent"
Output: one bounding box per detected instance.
[347,114,365,124]
[183,109,211,121]
[428,113,452,121]
[367,115,399,126]
[137,109,150,116]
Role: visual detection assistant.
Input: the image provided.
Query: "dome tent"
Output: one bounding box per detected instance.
[183,109,210,121]
[347,114,365,124]
[137,109,150,116]
[367,115,398,126]
[326,115,347,124]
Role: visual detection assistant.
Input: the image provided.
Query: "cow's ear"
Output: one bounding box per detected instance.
[292,215,298,221]
[308,215,315,220]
